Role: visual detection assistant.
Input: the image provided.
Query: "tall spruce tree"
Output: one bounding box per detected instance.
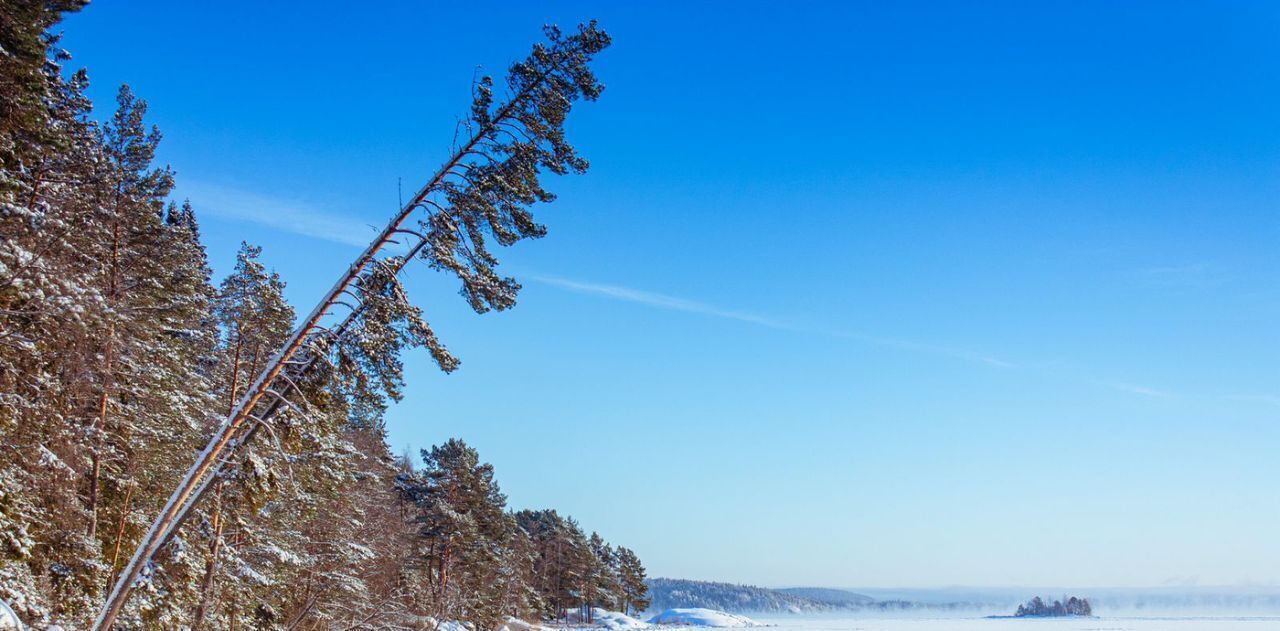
[587,532,623,618]
[0,6,99,617]
[397,439,528,628]
[187,241,294,630]
[0,0,87,190]
[615,546,650,616]
[88,88,218,628]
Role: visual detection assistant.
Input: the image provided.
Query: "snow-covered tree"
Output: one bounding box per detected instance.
[0,7,639,628]
[397,439,523,627]
[615,546,650,616]
[586,532,623,617]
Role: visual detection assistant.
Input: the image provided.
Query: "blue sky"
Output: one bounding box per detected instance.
[62,1,1278,588]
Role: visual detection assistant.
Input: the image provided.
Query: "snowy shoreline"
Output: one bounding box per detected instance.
[519,607,765,631]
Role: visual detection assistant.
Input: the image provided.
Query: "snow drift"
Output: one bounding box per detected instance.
[559,608,649,631]
[500,618,550,631]
[647,608,761,627]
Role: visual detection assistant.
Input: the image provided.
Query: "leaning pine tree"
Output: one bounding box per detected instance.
[93,21,611,629]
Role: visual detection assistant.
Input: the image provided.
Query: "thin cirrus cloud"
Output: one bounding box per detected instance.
[185,183,1233,394]
[526,273,1017,369]
[525,274,793,331]
[1222,393,1280,407]
[1128,262,1231,289]
[181,180,378,248]
[849,334,1017,368]
[178,184,1280,410]
[1107,385,1280,408]
[1108,381,1174,398]
[182,181,1013,372]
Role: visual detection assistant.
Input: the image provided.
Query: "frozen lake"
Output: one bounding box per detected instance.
[748,615,1280,631]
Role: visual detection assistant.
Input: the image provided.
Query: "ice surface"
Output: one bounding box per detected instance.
[748,614,1280,631]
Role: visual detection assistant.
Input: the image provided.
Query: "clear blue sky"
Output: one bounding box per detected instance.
[62,1,1278,589]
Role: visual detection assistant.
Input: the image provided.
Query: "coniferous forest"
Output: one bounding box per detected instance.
[0,3,645,629]
[1013,596,1092,618]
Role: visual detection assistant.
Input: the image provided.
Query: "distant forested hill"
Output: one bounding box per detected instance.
[646,578,825,613]
[645,579,876,613]
[777,587,877,607]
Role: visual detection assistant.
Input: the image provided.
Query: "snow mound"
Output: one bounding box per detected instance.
[560,608,649,630]
[647,608,761,627]
[433,621,473,631]
[500,618,550,631]
[591,610,650,630]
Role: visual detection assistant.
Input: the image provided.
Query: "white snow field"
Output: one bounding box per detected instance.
[591,610,652,630]
[556,609,651,631]
[547,606,650,627]
[649,608,763,627]
[531,611,1279,631]
[749,615,1280,631]
[501,618,550,631]
[432,620,476,631]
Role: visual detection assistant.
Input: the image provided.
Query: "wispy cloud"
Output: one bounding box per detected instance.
[179,184,1227,401]
[1108,382,1174,398]
[182,180,377,248]
[183,183,1011,371]
[526,274,792,330]
[527,273,1015,368]
[1222,393,1280,407]
[1129,262,1230,289]
[850,334,1017,368]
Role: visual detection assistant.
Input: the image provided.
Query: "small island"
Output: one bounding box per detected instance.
[1014,596,1093,617]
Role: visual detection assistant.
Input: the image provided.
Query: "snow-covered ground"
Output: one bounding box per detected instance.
[501,618,551,631]
[539,607,759,631]
[648,608,763,627]
[749,614,1280,631]
[506,609,1280,631]
[492,611,1280,631]
[542,606,655,627]
[590,610,652,630]
[554,609,651,631]
[434,621,474,631]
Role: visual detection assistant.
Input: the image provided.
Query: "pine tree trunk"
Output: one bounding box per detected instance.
[192,351,243,631]
[25,160,45,211]
[226,334,243,415]
[107,476,136,578]
[86,216,121,538]
[190,485,225,631]
[439,543,451,600]
[86,323,115,539]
